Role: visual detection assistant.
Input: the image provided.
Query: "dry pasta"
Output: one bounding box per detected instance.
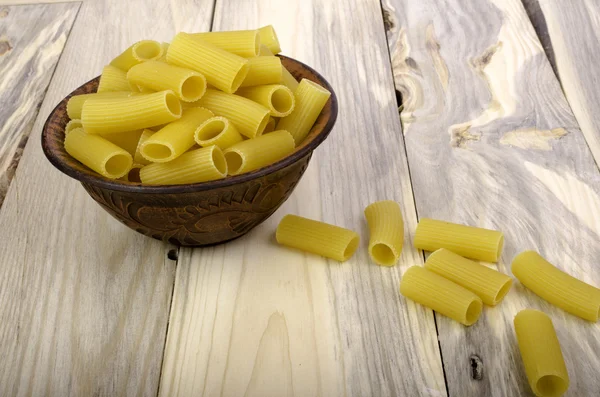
[67,91,132,120]
[276,214,360,262]
[139,145,227,185]
[258,25,281,54]
[425,248,512,306]
[195,89,270,138]
[167,32,249,94]
[264,117,276,133]
[400,266,482,326]
[127,61,206,102]
[277,79,330,145]
[223,130,295,175]
[258,44,299,91]
[414,218,504,263]
[81,90,182,134]
[64,128,132,179]
[110,40,163,71]
[514,309,570,397]
[121,163,144,183]
[103,129,144,156]
[239,56,283,87]
[65,119,82,135]
[134,129,153,165]
[364,200,404,266]
[97,65,132,93]
[236,84,295,117]
[190,30,260,57]
[194,116,243,150]
[140,107,213,162]
[512,251,600,321]
[157,42,169,61]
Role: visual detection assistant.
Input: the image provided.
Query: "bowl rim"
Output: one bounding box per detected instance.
[41,55,338,194]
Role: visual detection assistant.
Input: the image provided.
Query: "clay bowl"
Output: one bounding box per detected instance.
[42,56,338,246]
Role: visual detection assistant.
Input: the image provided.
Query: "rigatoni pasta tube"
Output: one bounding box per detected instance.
[65,119,82,135]
[67,91,131,120]
[512,251,600,321]
[276,214,360,262]
[103,129,144,156]
[196,89,270,138]
[134,129,153,165]
[121,164,144,183]
[258,25,281,54]
[264,117,276,133]
[425,249,512,306]
[167,33,249,94]
[127,61,206,102]
[194,116,243,150]
[239,56,283,88]
[277,79,331,145]
[64,128,132,179]
[110,40,163,71]
[81,90,182,134]
[414,218,504,262]
[400,266,483,326]
[139,145,227,185]
[223,130,294,175]
[364,200,404,266]
[157,42,169,61]
[190,30,260,57]
[97,65,131,93]
[140,107,213,162]
[258,45,298,91]
[514,310,570,397]
[236,84,295,117]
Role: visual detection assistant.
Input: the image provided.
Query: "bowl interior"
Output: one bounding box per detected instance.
[42,56,338,194]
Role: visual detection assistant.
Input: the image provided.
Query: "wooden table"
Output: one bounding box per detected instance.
[1,0,599,395]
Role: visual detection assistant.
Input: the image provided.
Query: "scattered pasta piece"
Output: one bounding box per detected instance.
[364,200,403,266]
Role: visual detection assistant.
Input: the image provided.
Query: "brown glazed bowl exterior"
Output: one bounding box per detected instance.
[42,56,338,246]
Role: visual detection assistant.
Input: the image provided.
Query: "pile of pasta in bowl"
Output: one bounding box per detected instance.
[63,26,331,184]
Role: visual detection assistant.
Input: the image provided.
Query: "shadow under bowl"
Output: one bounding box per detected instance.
[42,55,338,246]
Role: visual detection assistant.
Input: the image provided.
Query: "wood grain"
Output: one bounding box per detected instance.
[0,0,214,395]
[522,0,600,166]
[382,0,600,395]
[158,0,447,396]
[0,3,78,206]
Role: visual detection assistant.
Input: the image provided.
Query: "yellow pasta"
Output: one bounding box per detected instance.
[512,251,600,321]
[276,214,360,262]
[134,129,153,165]
[195,89,270,138]
[414,218,504,263]
[194,116,243,150]
[166,32,249,94]
[264,117,276,133]
[103,129,144,156]
[157,42,169,61]
[67,91,132,120]
[425,248,512,306]
[110,40,163,71]
[258,25,281,54]
[97,65,132,93]
[236,84,295,117]
[65,119,82,135]
[64,128,132,179]
[364,200,404,266]
[139,145,227,185]
[276,79,330,145]
[140,107,213,162]
[190,30,260,57]
[239,56,283,88]
[400,266,483,326]
[81,90,182,134]
[514,309,570,397]
[121,163,144,183]
[223,130,295,175]
[127,61,206,102]
[258,44,298,91]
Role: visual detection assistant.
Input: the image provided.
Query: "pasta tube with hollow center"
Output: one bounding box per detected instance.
[364,200,404,266]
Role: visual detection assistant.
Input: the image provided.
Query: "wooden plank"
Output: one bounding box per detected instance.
[382,0,600,395]
[522,0,600,165]
[0,3,77,206]
[0,0,79,5]
[0,0,214,396]
[158,0,447,396]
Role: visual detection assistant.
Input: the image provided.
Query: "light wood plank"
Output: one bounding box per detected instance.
[0,3,77,206]
[383,0,600,395]
[522,0,600,165]
[158,0,447,396]
[0,0,79,5]
[0,0,214,395]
